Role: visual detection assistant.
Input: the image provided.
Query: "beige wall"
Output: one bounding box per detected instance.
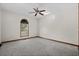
[78,3,79,44]
[0,9,1,43]
[39,3,78,45]
[1,10,37,42]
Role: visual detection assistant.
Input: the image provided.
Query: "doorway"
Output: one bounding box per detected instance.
[20,19,29,37]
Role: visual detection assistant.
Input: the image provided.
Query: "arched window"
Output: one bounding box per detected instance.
[20,19,29,37]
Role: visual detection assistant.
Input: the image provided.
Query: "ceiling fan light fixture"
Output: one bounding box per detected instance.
[31,8,46,16]
[29,7,49,16]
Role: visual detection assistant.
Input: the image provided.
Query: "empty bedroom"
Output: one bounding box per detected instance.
[0,3,79,56]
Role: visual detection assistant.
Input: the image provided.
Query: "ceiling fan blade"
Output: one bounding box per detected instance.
[35,13,37,16]
[37,8,38,10]
[33,8,37,12]
[40,10,46,12]
[39,12,44,16]
[37,8,39,11]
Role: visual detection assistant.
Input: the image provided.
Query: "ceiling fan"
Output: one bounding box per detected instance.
[29,8,46,16]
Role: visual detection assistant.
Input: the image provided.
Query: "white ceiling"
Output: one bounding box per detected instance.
[0,3,76,16]
[0,3,41,15]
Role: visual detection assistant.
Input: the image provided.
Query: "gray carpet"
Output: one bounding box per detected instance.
[0,37,78,56]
